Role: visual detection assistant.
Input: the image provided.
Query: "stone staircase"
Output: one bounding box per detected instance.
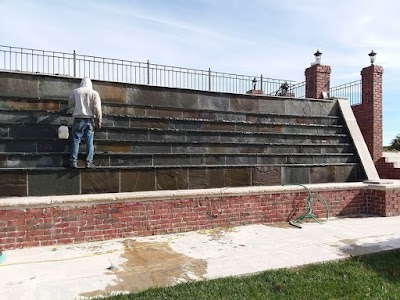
[0,72,365,197]
[382,152,400,168]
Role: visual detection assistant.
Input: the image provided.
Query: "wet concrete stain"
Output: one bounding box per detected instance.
[198,227,236,241]
[80,239,207,298]
[333,238,392,256]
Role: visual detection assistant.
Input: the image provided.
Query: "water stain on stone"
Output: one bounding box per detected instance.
[80,239,207,298]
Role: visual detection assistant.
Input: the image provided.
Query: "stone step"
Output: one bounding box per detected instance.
[0,112,347,136]
[0,164,361,197]
[0,152,358,169]
[383,151,400,168]
[0,98,344,126]
[0,138,355,154]
[0,124,351,145]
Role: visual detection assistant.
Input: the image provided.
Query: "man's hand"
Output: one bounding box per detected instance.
[97,120,102,129]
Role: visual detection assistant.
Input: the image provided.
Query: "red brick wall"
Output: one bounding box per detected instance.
[0,187,389,250]
[305,64,331,99]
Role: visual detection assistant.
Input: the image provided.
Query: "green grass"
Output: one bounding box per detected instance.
[103,250,400,300]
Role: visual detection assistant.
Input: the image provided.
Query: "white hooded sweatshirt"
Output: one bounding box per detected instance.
[69,77,102,122]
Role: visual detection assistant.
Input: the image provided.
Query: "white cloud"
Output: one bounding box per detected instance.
[1,0,400,143]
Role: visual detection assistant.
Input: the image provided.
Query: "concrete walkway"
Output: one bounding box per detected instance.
[2,216,400,300]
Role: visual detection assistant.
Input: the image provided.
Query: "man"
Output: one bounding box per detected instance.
[69,77,102,168]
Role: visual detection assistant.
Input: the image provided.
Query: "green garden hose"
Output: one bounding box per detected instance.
[285,184,329,228]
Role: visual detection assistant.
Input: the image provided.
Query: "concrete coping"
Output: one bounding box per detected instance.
[0,182,375,209]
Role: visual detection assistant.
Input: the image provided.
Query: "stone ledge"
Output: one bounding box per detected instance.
[0,182,367,209]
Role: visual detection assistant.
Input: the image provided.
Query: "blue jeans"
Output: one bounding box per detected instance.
[69,118,95,164]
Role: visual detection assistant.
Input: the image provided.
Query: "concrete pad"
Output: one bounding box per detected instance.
[1,216,400,299]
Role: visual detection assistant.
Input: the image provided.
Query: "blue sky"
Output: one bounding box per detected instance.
[1,0,399,145]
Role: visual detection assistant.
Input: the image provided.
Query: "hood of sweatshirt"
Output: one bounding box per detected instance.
[80,77,93,89]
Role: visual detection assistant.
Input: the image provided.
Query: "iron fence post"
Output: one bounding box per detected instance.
[208,68,211,91]
[260,74,263,91]
[147,60,150,85]
[73,50,76,77]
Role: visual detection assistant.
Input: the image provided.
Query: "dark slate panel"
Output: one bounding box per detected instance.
[0,126,9,138]
[196,94,230,112]
[131,144,171,154]
[0,171,27,197]
[310,166,336,183]
[103,116,129,127]
[259,98,285,114]
[39,76,77,100]
[130,119,169,130]
[226,155,257,165]
[252,166,282,186]
[282,167,310,185]
[224,167,251,187]
[285,99,313,116]
[230,97,259,113]
[37,140,69,152]
[148,130,186,143]
[0,73,39,98]
[147,108,183,119]
[204,155,226,165]
[9,126,57,139]
[104,105,146,117]
[10,100,60,112]
[110,155,152,167]
[186,132,220,143]
[156,168,189,190]
[93,82,128,104]
[6,155,62,168]
[0,99,11,109]
[28,171,79,196]
[82,170,119,194]
[153,155,192,166]
[0,140,36,152]
[121,169,156,192]
[128,87,199,110]
[335,165,357,182]
[96,142,132,153]
[188,168,225,189]
[182,111,216,120]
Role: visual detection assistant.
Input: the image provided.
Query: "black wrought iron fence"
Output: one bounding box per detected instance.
[0,45,300,96]
[329,80,362,105]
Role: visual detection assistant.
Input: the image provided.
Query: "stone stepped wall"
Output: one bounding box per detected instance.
[0,71,365,197]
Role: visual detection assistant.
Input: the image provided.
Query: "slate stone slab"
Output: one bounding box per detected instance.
[230,97,259,113]
[310,166,336,183]
[224,167,251,187]
[28,171,79,196]
[259,98,285,114]
[335,165,357,182]
[156,168,189,190]
[121,169,156,192]
[94,82,128,104]
[10,100,60,112]
[188,168,225,189]
[0,73,39,98]
[81,170,119,194]
[0,171,27,197]
[282,166,311,184]
[39,76,77,100]
[252,166,282,186]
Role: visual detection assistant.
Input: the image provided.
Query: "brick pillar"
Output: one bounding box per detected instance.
[353,65,383,163]
[305,64,331,99]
